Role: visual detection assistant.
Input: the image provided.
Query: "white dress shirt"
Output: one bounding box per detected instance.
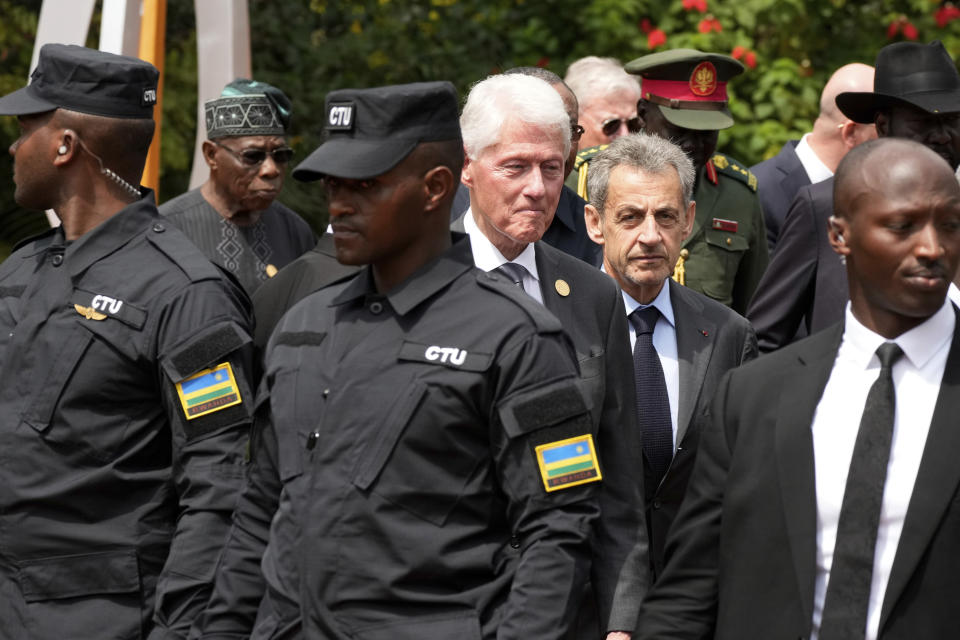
[620,281,679,451]
[795,133,834,185]
[463,208,543,304]
[810,299,955,640]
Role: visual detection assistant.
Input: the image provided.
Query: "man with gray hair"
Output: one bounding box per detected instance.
[565,56,642,152]
[455,72,648,638]
[584,133,756,636]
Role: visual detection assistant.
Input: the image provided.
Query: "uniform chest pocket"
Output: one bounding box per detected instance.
[704,228,749,254]
[20,327,94,435]
[350,379,483,526]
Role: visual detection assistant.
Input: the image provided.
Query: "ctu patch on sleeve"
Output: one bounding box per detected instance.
[535,434,602,492]
[175,362,243,420]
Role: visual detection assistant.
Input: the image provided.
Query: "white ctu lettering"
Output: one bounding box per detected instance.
[328,106,352,127]
[91,295,123,314]
[424,345,467,365]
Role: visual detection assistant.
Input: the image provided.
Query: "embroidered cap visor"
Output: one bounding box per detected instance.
[293,80,461,182]
[626,48,744,131]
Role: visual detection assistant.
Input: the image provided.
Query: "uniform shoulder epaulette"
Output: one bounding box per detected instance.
[475,271,563,334]
[574,144,608,170]
[146,222,224,283]
[711,153,758,192]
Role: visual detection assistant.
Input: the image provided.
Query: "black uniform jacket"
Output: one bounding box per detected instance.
[0,194,254,640]
[636,316,960,639]
[200,234,600,640]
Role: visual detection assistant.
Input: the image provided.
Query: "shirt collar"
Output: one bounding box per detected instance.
[64,190,160,278]
[620,278,675,328]
[794,133,833,184]
[463,207,540,281]
[842,298,955,371]
[330,232,476,316]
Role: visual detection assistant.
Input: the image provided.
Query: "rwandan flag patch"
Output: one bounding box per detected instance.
[535,434,602,492]
[176,362,242,420]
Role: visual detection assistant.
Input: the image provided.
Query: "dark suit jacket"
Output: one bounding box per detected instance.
[750,140,811,253]
[451,184,602,265]
[636,316,960,639]
[644,280,757,579]
[746,178,848,353]
[453,212,648,634]
[536,241,648,635]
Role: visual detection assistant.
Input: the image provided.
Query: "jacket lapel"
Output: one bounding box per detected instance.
[535,242,571,324]
[879,313,960,630]
[775,324,843,624]
[671,281,715,445]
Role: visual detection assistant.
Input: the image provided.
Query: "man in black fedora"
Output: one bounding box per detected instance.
[194,81,600,639]
[748,40,960,353]
[0,44,254,639]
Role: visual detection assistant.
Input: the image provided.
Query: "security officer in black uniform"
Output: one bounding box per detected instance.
[0,44,254,640]
[196,81,600,639]
[572,49,769,315]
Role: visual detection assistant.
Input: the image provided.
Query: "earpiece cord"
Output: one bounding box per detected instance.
[73,137,142,201]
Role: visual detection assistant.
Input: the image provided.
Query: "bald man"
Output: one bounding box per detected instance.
[637,137,960,640]
[751,63,876,253]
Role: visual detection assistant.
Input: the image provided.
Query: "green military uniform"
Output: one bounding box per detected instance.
[572,145,767,314]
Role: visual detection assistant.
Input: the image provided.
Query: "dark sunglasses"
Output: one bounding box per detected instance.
[571,123,586,142]
[213,140,295,167]
[601,117,642,137]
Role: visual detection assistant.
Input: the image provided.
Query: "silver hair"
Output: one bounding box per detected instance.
[588,132,695,214]
[564,56,641,114]
[460,74,570,160]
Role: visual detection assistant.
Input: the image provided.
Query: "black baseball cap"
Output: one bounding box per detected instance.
[0,43,159,119]
[293,81,461,182]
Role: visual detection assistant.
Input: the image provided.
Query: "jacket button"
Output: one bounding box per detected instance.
[306,431,319,450]
[152,222,165,233]
[51,254,63,266]
[369,301,383,314]
[653,500,662,509]
[509,535,520,549]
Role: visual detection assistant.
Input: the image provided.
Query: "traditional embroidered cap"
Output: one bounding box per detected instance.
[205,78,292,139]
[836,41,960,124]
[625,48,745,131]
[0,43,158,119]
[293,81,461,181]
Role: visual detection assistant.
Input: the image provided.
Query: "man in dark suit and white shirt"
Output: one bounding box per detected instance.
[456,73,648,638]
[747,40,960,353]
[581,133,756,637]
[751,63,875,253]
[636,137,960,639]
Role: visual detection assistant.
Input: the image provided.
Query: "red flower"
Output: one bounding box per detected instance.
[698,17,722,33]
[682,0,707,11]
[712,18,723,32]
[698,18,712,33]
[887,20,900,39]
[935,5,960,28]
[731,45,746,60]
[902,21,918,40]
[647,28,667,49]
[536,57,550,68]
[640,18,652,34]
[744,51,757,69]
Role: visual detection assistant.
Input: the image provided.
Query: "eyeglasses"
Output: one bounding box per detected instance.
[571,123,585,142]
[601,117,642,137]
[213,140,295,167]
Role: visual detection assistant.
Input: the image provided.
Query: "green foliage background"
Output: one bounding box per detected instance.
[2,0,960,258]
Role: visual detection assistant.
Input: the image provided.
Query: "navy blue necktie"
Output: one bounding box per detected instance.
[629,306,673,489]
[819,342,903,640]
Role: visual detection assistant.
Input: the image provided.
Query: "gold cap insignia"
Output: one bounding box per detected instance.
[74,304,107,321]
[689,61,718,97]
[555,279,571,297]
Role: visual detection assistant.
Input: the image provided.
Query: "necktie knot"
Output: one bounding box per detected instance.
[493,262,527,288]
[630,306,661,336]
[876,342,903,370]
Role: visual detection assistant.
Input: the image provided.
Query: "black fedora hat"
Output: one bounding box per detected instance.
[836,41,960,123]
